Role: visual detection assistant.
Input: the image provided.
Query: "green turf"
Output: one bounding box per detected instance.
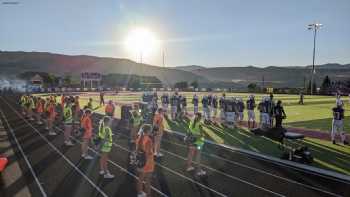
[37,92,350,175]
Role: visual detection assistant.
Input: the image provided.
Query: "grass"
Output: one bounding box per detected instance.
[37,92,350,175]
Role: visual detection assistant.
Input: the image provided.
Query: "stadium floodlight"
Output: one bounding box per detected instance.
[307,22,323,95]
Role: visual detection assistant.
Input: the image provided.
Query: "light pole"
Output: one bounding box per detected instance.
[139,51,143,64]
[307,22,323,95]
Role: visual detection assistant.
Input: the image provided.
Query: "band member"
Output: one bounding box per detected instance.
[80,109,93,160]
[136,124,155,197]
[153,108,164,157]
[35,97,44,125]
[105,100,115,117]
[130,105,143,143]
[63,99,74,146]
[186,113,206,176]
[47,99,57,136]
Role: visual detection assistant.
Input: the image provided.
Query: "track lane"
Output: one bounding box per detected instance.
[2,95,350,197]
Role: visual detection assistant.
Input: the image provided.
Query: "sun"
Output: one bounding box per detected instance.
[124,28,159,62]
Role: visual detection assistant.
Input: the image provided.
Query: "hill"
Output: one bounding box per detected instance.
[0,51,210,87]
[172,65,206,72]
[175,64,350,88]
[1,51,349,89]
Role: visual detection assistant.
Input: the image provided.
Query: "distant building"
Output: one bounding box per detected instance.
[30,74,43,88]
[81,72,102,88]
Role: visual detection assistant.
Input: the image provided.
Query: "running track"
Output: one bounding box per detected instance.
[0,95,349,197]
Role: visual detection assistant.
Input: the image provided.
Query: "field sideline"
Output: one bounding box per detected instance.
[36,91,350,175]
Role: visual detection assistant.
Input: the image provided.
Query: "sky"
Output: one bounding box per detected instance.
[0,0,349,67]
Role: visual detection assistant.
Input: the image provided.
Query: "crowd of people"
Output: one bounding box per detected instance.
[17,90,348,197]
[18,93,172,197]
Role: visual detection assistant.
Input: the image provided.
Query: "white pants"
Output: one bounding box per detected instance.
[194,106,199,114]
[171,106,177,118]
[225,112,235,124]
[212,108,217,118]
[162,104,168,112]
[203,107,210,120]
[220,109,226,120]
[331,119,346,142]
[237,112,244,121]
[261,113,270,125]
[248,110,255,121]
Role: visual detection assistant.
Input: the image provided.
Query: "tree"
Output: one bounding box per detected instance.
[320,75,331,94]
[63,75,71,86]
[190,81,199,88]
[247,83,260,92]
[174,81,188,89]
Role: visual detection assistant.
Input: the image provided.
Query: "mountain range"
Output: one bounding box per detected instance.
[1,51,349,89]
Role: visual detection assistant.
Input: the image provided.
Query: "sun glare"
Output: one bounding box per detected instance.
[124,28,159,61]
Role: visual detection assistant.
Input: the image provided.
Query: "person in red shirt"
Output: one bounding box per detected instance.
[136,124,154,197]
[47,99,57,135]
[36,98,44,125]
[81,109,93,159]
[153,108,164,157]
[73,96,81,132]
[105,100,115,117]
[61,94,65,110]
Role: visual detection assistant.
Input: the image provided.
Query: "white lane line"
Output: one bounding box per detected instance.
[115,129,343,197]
[0,109,48,197]
[167,129,350,183]
[98,117,343,197]
[112,137,283,197]
[6,102,169,197]
[1,98,109,197]
[70,119,229,196]
[50,128,169,197]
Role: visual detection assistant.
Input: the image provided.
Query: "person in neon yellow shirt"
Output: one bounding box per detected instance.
[186,112,206,176]
[98,116,114,179]
[63,99,74,146]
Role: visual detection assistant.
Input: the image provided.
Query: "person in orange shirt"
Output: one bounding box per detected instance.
[47,99,57,136]
[105,100,115,117]
[81,109,93,160]
[153,108,164,157]
[36,98,44,125]
[73,96,81,131]
[136,124,154,197]
[44,97,50,130]
[61,94,65,109]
